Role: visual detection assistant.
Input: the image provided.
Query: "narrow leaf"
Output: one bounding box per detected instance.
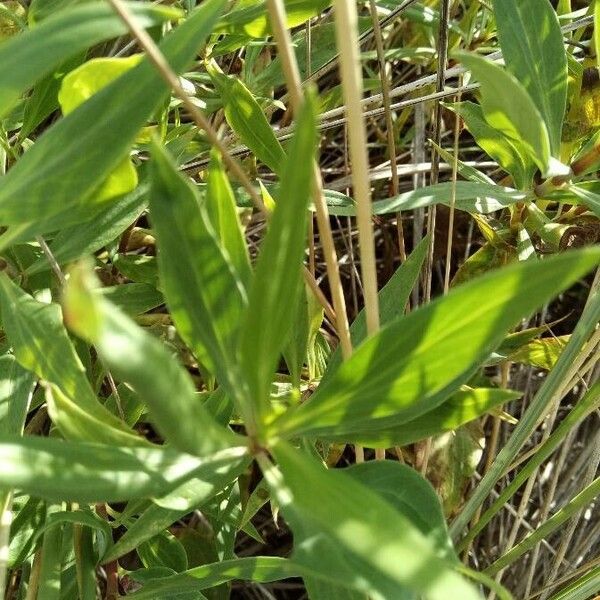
[239,94,317,426]
[0,435,247,502]
[207,61,286,174]
[0,274,142,446]
[149,142,247,405]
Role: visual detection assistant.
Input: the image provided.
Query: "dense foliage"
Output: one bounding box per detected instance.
[0,0,598,598]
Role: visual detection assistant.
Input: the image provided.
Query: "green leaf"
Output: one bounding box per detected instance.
[547,564,600,600]
[102,454,250,563]
[0,434,247,502]
[26,185,148,275]
[0,1,179,120]
[456,51,555,176]
[569,184,600,218]
[62,263,238,457]
[98,283,163,317]
[272,248,600,441]
[205,149,252,286]
[216,0,330,38]
[125,557,300,599]
[0,355,34,437]
[509,336,568,370]
[207,61,286,174]
[262,442,480,600]
[58,55,143,202]
[239,94,317,427]
[0,273,142,446]
[327,181,527,217]
[37,512,64,600]
[484,476,600,576]
[445,102,533,189]
[149,141,248,406]
[343,461,456,561]
[324,236,428,383]
[492,0,567,155]
[139,532,189,573]
[458,382,600,551]
[337,387,521,447]
[0,0,226,237]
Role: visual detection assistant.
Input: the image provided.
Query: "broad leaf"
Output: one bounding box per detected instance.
[344,461,456,561]
[263,442,480,600]
[456,51,555,176]
[239,94,317,426]
[445,102,533,189]
[272,248,600,440]
[63,264,237,456]
[0,435,247,503]
[492,0,567,155]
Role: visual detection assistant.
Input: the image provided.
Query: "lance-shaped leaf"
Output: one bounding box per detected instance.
[205,149,252,286]
[0,435,247,503]
[456,51,556,177]
[261,442,480,600]
[327,181,527,217]
[149,142,248,407]
[0,1,179,119]
[0,0,226,235]
[124,557,301,599]
[207,61,286,174]
[0,274,142,446]
[239,94,317,426]
[26,184,148,275]
[445,102,534,189]
[328,387,521,447]
[272,248,600,441]
[63,263,238,456]
[492,0,567,156]
[0,355,34,438]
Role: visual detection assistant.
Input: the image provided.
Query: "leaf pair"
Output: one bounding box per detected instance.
[147,92,318,434]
